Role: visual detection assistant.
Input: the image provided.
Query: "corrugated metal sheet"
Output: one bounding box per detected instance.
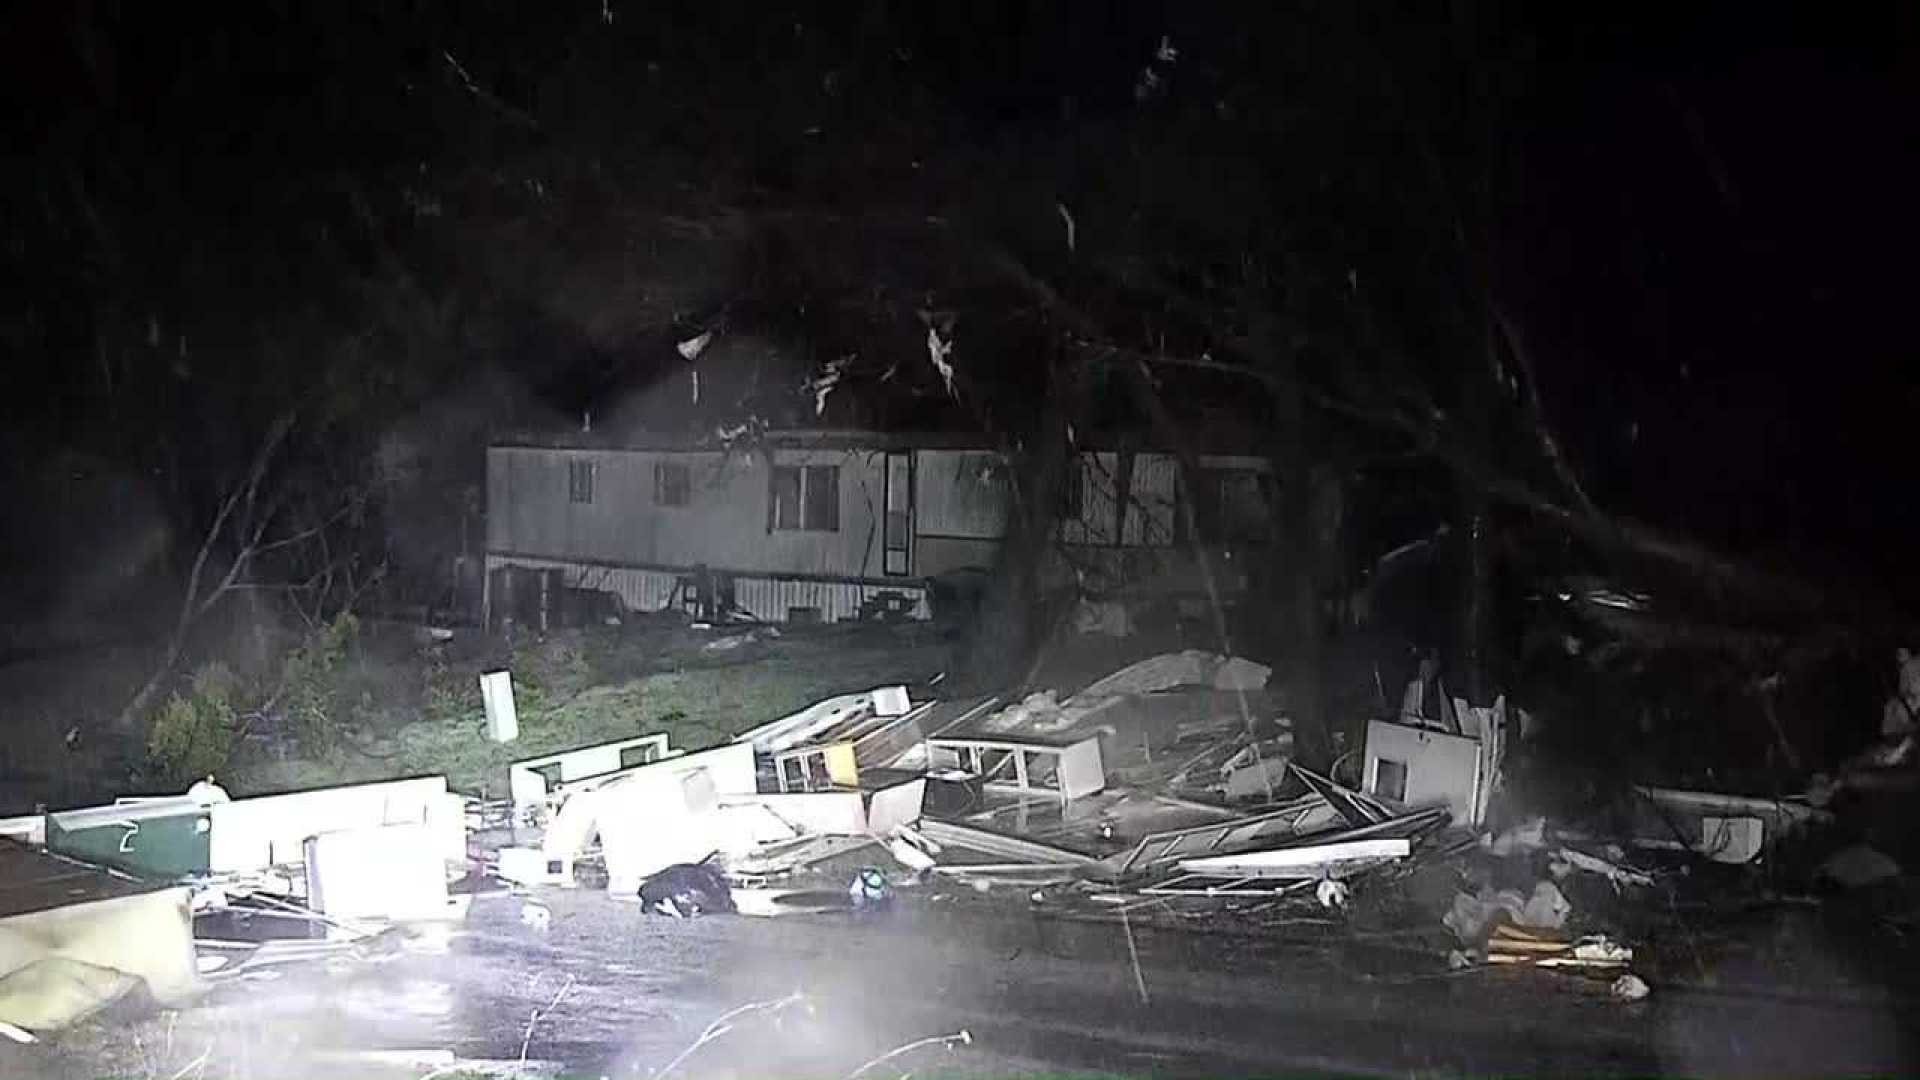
[733,576,929,622]
[486,555,679,613]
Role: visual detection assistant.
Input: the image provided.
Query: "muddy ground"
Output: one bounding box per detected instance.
[15,880,1919,1079]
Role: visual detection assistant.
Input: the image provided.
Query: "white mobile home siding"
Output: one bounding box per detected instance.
[485,442,1273,622]
[489,445,899,579]
[912,450,1008,578]
[487,444,931,622]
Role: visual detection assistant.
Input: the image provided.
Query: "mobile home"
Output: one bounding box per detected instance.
[483,431,1272,625]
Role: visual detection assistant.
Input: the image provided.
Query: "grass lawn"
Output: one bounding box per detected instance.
[226,622,951,797]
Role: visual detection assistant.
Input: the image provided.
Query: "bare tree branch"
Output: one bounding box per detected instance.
[1492,302,1598,516]
[113,411,296,732]
[252,500,357,557]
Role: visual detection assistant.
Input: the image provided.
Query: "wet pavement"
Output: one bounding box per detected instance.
[17,886,1920,1077]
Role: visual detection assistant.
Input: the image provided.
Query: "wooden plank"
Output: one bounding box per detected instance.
[1178,837,1412,879]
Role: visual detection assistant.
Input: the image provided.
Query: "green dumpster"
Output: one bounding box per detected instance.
[45,798,212,880]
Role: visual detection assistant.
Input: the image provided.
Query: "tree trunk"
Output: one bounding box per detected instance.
[970,351,1078,690]
[1457,494,1492,704]
[1454,311,1498,703]
[1273,428,1330,768]
[1260,318,1332,768]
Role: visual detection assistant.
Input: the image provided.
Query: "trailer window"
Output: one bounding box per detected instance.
[654,461,690,507]
[568,459,595,504]
[771,464,840,531]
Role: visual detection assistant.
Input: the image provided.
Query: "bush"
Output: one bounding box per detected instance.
[281,612,359,754]
[148,662,240,783]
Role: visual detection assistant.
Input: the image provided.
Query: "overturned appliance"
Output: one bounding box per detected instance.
[1361,696,1509,830]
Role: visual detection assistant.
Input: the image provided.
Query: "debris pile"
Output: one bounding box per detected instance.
[8,644,1914,1042]
[0,773,472,1036]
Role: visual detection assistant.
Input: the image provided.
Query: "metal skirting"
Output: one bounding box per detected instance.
[486,554,929,624]
[732,576,929,623]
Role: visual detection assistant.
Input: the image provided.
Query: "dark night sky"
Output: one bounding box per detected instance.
[3,1,1917,610]
[1505,4,1919,584]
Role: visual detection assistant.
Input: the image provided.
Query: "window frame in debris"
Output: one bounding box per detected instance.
[927,735,1101,804]
[1372,757,1409,803]
[976,747,1017,783]
[780,756,808,792]
[770,463,841,532]
[567,458,596,505]
[1022,749,1061,791]
[653,460,692,507]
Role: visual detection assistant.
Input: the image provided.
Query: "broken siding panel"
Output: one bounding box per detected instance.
[208,776,463,873]
[916,450,1009,539]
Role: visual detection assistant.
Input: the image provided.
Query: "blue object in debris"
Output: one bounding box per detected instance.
[849,866,894,910]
